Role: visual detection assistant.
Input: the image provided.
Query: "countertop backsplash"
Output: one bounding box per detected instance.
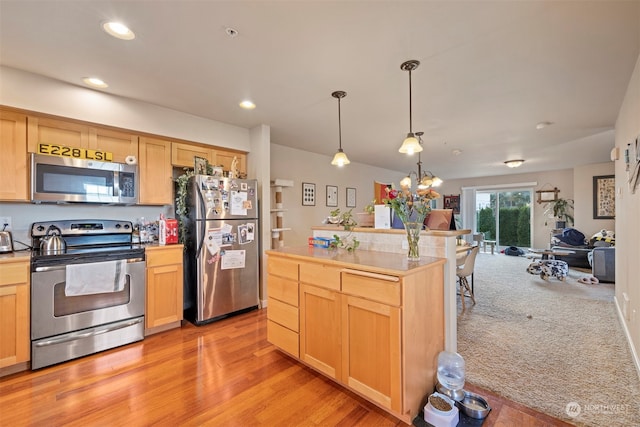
[0,202,174,250]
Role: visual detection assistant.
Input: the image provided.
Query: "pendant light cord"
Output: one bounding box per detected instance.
[408,68,413,134]
[338,96,342,150]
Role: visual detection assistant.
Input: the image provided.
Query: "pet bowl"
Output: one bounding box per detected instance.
[436,381,465,402]
[458,390,491,419]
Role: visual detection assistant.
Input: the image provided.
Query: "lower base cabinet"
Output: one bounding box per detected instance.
[266,251,445,424]
[145,245,184,334]
[0,259,30,370]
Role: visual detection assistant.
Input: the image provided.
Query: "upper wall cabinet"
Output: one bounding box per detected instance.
[215,148,247,177]
[27,116,89,153]
[171,142,215,168]
[88,127,138,163]
[27,116,138,163]
[0,109,29,201]
[139,137,173,205]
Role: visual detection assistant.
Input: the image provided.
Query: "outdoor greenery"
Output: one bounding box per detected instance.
[477,206,531,247]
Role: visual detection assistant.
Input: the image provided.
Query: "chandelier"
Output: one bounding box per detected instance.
[399,132,443,189]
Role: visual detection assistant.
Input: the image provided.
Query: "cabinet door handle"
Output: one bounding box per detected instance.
[341,268,399,282]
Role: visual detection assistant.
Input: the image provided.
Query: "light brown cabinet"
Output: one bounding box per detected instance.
[145,245,184,334]
[0,109,28,201]
[171,142,215,168]
[266,257,299,357]
[214,148,247,176]
[138,136,173,205]
[27,116,138,163]
[266,250,445,424]
[172,142,247,177]
[0,259,30,370]
[299,262,342,379]
[88,127,138,163]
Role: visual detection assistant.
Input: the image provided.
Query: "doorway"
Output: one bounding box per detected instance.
[475,189,532,249]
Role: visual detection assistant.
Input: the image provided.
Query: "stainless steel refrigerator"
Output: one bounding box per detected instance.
[183,175,259,325]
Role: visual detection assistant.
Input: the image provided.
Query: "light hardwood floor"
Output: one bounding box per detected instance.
[0,309,572,426]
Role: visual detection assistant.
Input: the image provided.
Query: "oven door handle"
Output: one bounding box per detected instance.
[34,258,145,272]
[34,318,144,347]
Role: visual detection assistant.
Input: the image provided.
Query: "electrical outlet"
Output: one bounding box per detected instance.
[0,216,11,231]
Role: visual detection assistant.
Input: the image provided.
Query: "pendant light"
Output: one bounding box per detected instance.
[330,90,350,167]
[398,60,423,155]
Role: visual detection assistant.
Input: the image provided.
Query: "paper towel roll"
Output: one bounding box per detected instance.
[125,155,137,165]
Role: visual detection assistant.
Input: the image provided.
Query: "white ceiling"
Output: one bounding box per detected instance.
[1,1,639,179]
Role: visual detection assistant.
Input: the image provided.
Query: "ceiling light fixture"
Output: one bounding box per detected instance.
[239,100,256,110]
[102,22,135,40]
[398,60,423,155]
[401,132,443,189]
[82,77,108,89]
[330,90,350,167]
[504,159,525,168]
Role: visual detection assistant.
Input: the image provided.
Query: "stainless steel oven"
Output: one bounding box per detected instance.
[30,220,146,370]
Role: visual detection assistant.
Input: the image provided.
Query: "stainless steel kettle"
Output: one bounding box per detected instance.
[0,230,13,254]
[40,225,66,254]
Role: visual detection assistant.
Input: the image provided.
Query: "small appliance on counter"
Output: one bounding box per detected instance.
[0,224,14,254]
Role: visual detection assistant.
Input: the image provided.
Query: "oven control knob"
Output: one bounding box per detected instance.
[37,225,45,232]
[123,223,130,229]
[115,223,121,229]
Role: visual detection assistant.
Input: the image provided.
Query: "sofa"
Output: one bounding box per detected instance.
[590,247,615,283]
[551,228,615,271]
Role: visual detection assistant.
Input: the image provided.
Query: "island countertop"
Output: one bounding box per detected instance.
[265,245,445,276]
[311,225,471,237]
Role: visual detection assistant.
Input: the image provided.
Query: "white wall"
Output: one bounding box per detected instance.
[614,53,640,374]
[269,144,406,247]
[0,66,250,151]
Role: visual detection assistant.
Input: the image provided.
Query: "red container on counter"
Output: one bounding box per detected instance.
[160,218,179,245]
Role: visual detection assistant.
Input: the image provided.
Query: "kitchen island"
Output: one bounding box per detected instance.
[312,225,470,352]
[265,246,446,424]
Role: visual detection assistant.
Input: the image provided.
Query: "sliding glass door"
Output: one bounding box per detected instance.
[476,189,532,249]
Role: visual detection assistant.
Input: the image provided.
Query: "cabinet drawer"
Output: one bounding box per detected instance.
[146,247,183,268]
[0,262,29,286]
[267,257,298,280]
[268,274,299,307]
[267,298,299,332]
[341,270,401,306]
[299,263,340,290]
[267,320,299,357]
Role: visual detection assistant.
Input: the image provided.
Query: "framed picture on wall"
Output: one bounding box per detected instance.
[593,175,615,219]
[443,194,460,214]
[326,185,338,207]
[346,187,356,208]
[302,182,316,206]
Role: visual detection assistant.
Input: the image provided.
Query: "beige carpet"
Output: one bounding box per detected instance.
[456,252,640,426]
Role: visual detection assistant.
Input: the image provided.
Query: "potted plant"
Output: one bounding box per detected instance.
[544,198,574,228]
[356,199,376,227]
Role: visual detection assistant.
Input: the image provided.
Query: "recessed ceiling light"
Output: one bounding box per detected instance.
[225,27,239,38]
[451,148,462,156]
[102,21,135,40]
[83,77,108,89]
[504,159,525,168]
[536,121,553,130]
[239,100,256,110]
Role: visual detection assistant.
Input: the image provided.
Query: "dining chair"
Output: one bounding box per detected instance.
[456,246,479,310]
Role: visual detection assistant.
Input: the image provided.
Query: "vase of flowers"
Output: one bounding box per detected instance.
[384,181,440,261]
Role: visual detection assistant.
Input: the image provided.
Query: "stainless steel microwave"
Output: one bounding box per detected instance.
[31,153,138,204]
